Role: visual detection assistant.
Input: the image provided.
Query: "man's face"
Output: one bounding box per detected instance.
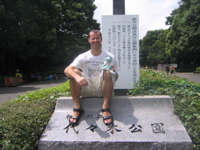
[88,32,102,50]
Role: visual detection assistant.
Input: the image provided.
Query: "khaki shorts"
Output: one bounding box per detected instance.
[81,71,116,97]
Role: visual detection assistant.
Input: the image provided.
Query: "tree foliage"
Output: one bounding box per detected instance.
[140,29,169,66]
[0,0,99,75]
[140,0,200,69]
[166,0,200,65]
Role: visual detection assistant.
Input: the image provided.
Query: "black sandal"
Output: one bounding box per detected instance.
[69,108,84,125]
[101,108,113,126]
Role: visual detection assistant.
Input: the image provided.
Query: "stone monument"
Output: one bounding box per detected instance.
[102,15,139,90]
[102,0,139,91]
[38,96,192,150]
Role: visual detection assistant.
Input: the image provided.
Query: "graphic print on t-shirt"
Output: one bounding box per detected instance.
[88,61,103,79]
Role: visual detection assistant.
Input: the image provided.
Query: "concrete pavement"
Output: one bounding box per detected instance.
[0,78,67,103]
[175,72,200,84]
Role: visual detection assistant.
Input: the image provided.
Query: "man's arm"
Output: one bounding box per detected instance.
[64,65,79,79]
[64,65,88,86]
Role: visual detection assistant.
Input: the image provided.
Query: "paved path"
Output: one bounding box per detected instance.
[0,78,67,103]
[175,72,200,84]
[0,72,199,103]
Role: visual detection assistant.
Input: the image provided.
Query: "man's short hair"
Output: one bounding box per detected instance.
[88,30,102,39]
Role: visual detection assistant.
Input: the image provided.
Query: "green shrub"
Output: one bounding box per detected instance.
[129,70,200,149]
[196,67,200,72]
[0,81,71,150]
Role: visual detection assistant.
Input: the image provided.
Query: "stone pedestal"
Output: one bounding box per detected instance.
[38,96,192,150]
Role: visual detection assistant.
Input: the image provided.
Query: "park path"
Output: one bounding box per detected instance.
[0,72,199,103]
[0,78,67,103]
[175,72,200,84]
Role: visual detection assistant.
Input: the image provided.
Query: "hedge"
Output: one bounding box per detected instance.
[0,81,70,150]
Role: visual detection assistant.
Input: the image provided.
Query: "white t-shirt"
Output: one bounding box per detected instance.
[70,50,118,79]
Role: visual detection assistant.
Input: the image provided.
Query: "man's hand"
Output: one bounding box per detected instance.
[110,66,118,81]
[110,66,116,72]
[75,76,88,86]
[64,65,88,86]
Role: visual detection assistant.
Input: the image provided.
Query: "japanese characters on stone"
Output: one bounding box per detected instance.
[102,15,139,89]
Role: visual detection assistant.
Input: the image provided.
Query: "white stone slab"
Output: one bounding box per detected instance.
[102,15,140,89]
[38,96,192,150]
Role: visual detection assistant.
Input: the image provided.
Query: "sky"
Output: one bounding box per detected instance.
[93,0,180,39]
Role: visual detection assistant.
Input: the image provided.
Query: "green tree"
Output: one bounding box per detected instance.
[166,0,200,65]
[140,30,169,66]
[0,0,99,75]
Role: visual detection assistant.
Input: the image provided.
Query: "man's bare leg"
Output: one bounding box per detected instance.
[68,70,82,123]
[101,70,114,124]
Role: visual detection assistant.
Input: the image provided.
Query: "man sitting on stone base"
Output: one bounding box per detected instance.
[64,30,118,126]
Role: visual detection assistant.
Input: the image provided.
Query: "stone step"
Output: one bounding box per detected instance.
[38,96,192,150]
